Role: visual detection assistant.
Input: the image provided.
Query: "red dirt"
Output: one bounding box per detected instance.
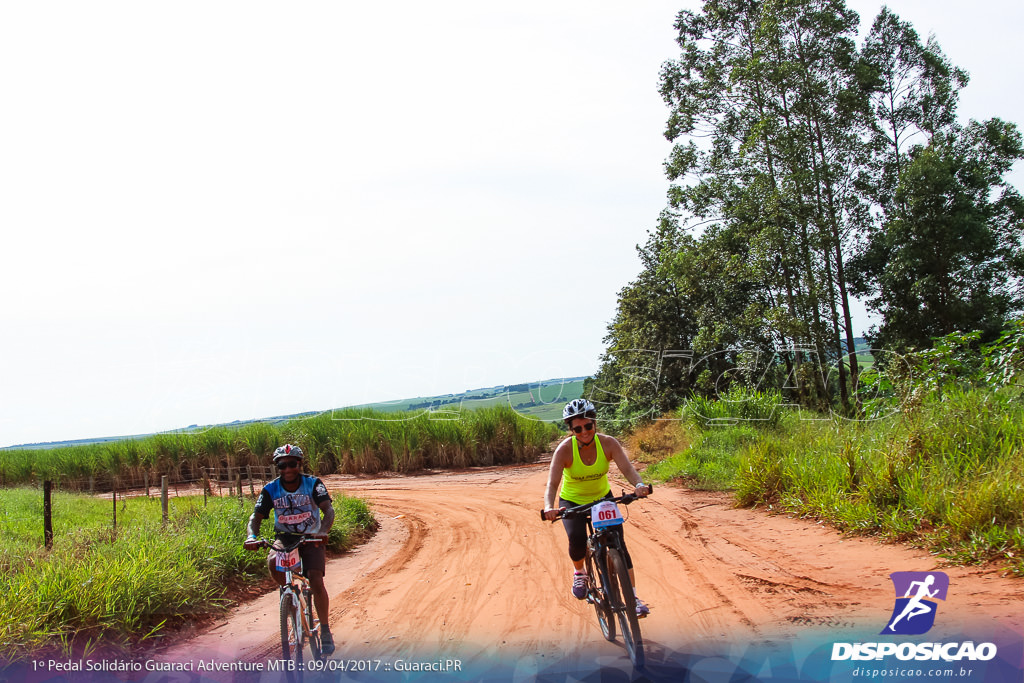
[157,460,1024,673]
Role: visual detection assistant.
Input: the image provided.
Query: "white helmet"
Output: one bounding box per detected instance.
[562,398,597,423]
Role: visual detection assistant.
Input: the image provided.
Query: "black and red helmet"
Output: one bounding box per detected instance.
[272,444,304,462]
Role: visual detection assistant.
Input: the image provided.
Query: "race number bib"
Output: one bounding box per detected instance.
[275,549,301,571]
[591,500,624,528]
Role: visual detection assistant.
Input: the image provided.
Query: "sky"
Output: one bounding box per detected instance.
[1,1,1021,447]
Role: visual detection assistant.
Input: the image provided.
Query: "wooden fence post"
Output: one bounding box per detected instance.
[203,469,208,507]
[144,472,150,497]
[112,487,117,532]
[247,466,255,498]
[43,481,53,550]
[161,476,169,524]
[236,471,243,503]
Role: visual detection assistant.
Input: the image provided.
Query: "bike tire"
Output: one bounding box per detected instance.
[607,547,645,668]
[280,591,304,683]
[586,551,615,641]
[304,591,322,661]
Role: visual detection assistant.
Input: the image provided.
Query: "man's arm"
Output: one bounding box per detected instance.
[245,486,273,547]
[318,500,335,537]
[244,511,265,549]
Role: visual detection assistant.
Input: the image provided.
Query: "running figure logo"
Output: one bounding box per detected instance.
[882,572,949,635]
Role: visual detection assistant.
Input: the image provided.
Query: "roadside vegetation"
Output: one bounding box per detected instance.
[637,325,1024,576]
[0,406,560,490]
[0,488,375,659]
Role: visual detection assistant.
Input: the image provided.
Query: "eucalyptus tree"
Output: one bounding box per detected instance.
[593,1,1022,425]
[658,0,870,412]
[858,7,969,218]
[851,8,1022,352]
[849,119,1024,352]
[588,213,704,425]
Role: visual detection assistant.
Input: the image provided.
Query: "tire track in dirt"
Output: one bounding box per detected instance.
[162,462,1024,671]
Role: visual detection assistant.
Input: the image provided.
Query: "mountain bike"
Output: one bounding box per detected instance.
[543,488,651,668]
[248,536,324,683]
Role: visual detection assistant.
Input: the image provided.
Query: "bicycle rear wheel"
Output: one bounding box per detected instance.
[586,551,615,641]
[280,591,304,683]
[607,548,644,668]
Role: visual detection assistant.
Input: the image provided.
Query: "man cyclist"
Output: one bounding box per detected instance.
[244,444,337,655]
[543,399,652,617]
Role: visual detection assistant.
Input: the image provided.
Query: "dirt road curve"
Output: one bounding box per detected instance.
[165,460,1024,674]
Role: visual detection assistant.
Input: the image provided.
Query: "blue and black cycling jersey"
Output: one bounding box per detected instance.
[254,475,331,539]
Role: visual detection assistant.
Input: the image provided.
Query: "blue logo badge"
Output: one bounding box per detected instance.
[881,571,949,635]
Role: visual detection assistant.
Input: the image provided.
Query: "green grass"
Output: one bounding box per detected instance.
[0,488,375,659]
[644,425,759,490]
[642,385,1024,575]
[643,388,787,489]
[0,405,561,490]
[682,386,785,430]
[733,387,1024,574]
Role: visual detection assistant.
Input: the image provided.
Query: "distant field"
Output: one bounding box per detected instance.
[3,377,587,451]
[348,378,586,422]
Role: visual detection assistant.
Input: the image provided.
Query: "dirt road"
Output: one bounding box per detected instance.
[164,460,1024,678]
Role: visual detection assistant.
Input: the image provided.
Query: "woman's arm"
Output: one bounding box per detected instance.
[604,436,650,496]
[543,439,571,519]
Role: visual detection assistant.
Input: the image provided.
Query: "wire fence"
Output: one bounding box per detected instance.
[3,466,277,550]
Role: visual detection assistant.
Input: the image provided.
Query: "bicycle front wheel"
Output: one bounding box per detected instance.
[586,551,615,641]
[607,548,644,668]
[280,591,304,683]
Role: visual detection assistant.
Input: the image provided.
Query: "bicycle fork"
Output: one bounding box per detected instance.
[282,585,305,648]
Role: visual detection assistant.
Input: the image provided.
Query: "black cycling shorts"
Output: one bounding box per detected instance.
[560,495,634,570]
[267,542,326,576]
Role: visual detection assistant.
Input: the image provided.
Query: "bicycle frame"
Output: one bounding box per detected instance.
[280,561,317,639]
[249,535,323,680]
[582,504,631,620]
[544,489,650,668]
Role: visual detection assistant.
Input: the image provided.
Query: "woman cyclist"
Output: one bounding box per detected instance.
[542,399,651,617]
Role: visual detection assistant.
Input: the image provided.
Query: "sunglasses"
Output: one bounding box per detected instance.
[571,422,595,434]
[277,460,300,470]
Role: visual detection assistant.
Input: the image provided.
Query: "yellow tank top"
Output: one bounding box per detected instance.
[559,435,611,505]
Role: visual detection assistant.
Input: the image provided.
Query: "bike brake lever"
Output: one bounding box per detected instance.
[541,509,568,523]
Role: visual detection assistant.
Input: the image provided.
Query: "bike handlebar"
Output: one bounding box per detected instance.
[540,484,653,522]
[245,535,324,551]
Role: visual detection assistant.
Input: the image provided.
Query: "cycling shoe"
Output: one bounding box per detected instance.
[571,571,588,600]
[321,628,335,656]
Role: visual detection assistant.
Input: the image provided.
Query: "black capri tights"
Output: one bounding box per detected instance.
[560,496,633,570]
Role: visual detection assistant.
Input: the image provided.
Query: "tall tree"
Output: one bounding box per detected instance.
[658,0,869,410]
[849,119,1024,351]
[590,2,1023,426]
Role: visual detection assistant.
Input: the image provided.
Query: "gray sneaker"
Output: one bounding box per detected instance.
[635,598,650,618]
[321,627,335,656]
[571,571,588,600]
